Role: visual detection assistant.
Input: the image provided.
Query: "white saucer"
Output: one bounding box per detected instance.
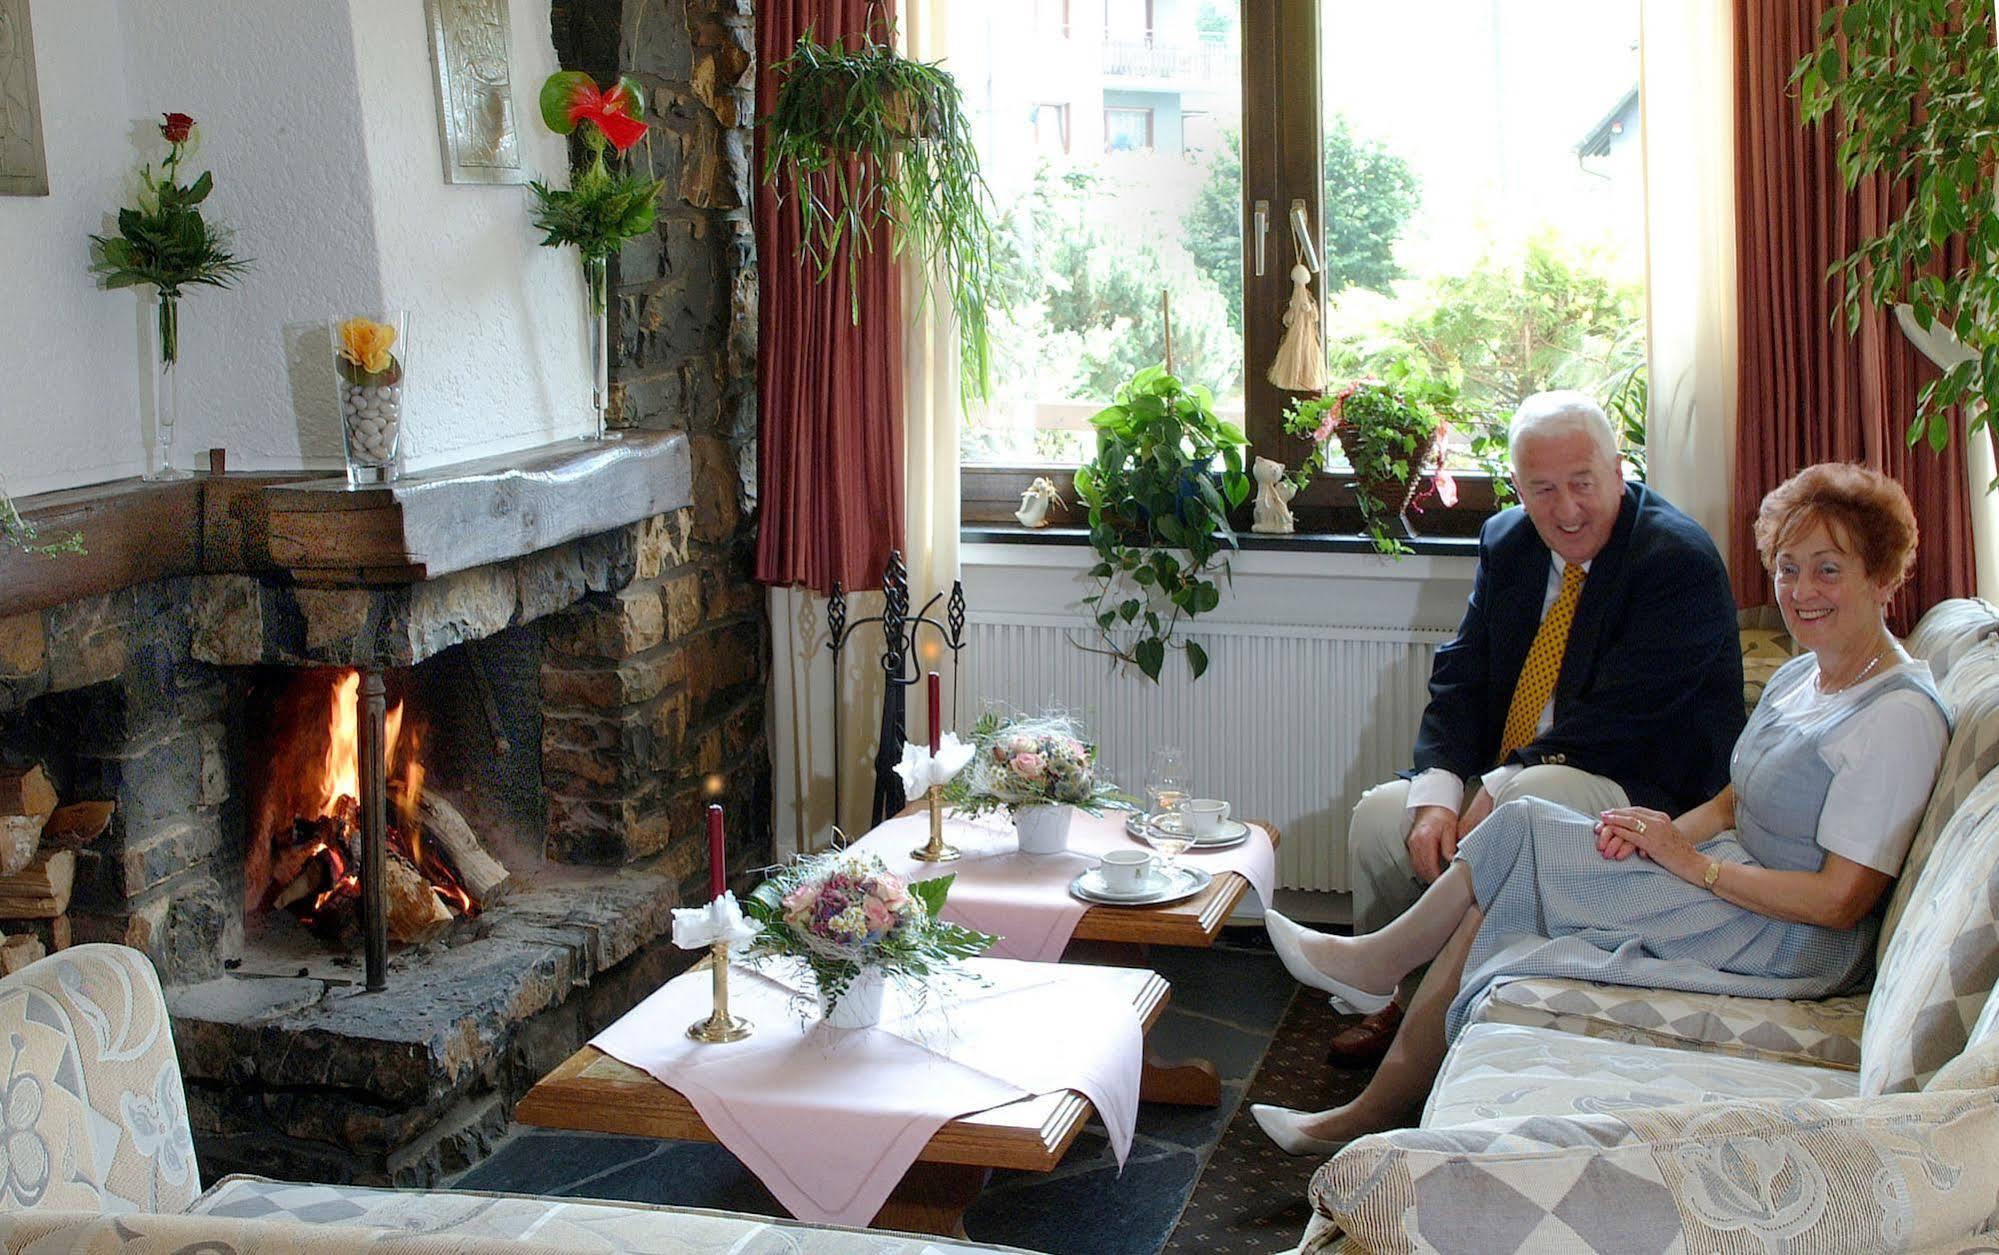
[1070,864,1212,907]
[1125,811,1252,849]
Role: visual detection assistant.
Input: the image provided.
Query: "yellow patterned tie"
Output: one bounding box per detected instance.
[1498,562,1586,763]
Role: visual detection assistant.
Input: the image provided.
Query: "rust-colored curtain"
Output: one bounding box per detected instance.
[1732,1,1975,631]
[753,1,905,594]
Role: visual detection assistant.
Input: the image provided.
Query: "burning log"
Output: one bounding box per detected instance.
[0,765,57,877]
[0,849,74,918]
[386,852,451,943]
[410,791,509,907]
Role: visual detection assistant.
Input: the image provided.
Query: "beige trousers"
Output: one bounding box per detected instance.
[1346,765,1631,934]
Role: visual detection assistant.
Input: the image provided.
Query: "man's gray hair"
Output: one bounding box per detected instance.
[1507,390,1619,466]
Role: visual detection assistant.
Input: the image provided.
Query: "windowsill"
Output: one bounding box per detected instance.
[961,525,1480,558]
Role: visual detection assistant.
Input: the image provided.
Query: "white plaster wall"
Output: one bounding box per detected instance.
[348,0,592,472]
[0,0,142,497]
[0,0,590,494]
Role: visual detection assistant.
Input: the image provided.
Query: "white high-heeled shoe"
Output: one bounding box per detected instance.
[1263,910,1395,1015]
[1250,1104,1351,1157]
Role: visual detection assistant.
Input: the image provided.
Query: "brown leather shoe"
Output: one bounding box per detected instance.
[1325,1003,1403,1067]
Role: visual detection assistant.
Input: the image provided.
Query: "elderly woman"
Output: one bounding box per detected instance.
[1252,463,1950,1155]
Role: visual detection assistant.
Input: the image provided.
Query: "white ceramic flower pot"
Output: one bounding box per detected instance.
[1014,804,1075,855]
[820,966,886,1029]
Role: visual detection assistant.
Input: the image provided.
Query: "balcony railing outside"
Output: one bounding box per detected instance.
[1100,36,1229,80]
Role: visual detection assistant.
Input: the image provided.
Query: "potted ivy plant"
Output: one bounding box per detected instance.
[762,29,997,400]
[1073,365,1250,682]
[1284,361,1466,556]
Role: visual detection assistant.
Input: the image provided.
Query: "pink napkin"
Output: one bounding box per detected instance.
[847,808,1279,961]
[590,957,1145,1228]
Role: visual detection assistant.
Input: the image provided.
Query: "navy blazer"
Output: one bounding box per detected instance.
[1410,483,1744,815]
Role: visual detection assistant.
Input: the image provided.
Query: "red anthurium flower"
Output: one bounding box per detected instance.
[161,113,195,144]
[539,72,648,153]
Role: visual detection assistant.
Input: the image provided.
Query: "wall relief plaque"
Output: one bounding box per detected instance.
[425,0,526,185]
[0,0,49,197]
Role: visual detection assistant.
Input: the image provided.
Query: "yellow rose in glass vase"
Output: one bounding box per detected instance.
[331,313,410,485]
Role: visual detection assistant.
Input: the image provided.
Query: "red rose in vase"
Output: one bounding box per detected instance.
[160,112,195,144]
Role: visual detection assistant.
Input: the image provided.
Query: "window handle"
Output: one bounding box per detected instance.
[1253,199,1269,277]
[1289,199,1321,274]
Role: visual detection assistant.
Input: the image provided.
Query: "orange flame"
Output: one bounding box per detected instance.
[316,671,405,820]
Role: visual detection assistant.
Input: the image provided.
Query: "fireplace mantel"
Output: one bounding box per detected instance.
[0,432,693,619]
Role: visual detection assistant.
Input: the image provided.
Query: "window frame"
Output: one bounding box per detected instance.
[1102,105,1155,152]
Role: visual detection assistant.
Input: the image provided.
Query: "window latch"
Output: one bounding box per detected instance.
[1253,200,1269,277]
[1289,199,1321,274]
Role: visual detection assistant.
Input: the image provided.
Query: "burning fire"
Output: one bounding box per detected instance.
[253,669,476,931]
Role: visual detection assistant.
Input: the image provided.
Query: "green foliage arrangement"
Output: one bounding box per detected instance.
[1184,120,1418,334]
[527,73,665,312]
[0,483,84,558]
[1073,366,1250,681]
[89,113,251,366]
[763,30,998,400]
[742,851,995,1009]
[1794,3,1999,463]
[1284,362,1469,556]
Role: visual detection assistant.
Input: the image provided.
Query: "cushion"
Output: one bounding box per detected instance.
[1927,977,1999,1092]
[1465,976,1866,1069]
[1423,1023,1856,1130]
[1738,621,1797,714]
[189,1176,1036,1253]
[1878,637,1999,960]
[1863,764,1999,1094]
[1904,597,1999,683]
[1313,1088,1999,1255]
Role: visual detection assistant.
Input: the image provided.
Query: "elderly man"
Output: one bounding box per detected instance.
[1327,390,1743,1063]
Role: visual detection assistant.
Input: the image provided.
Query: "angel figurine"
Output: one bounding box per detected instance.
[1015,476,1066,528]
[1251,456,1297,534]
[1267,263,1328,393]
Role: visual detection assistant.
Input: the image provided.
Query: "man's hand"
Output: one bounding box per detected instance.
[1407,805,1460,884]
[1459,787,1496,833]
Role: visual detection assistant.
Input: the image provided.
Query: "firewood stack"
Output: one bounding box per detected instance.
[0,765,115,968]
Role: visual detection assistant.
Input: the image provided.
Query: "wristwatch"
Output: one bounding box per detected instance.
[1702,859,1723,890]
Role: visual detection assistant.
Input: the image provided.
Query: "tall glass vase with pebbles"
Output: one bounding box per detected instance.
[332,314,409,485]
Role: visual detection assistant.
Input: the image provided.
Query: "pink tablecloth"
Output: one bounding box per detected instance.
[590,957,1145,1228]
[845,808,1278,961]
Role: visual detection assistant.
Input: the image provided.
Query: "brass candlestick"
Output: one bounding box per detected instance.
[909,784,960,862]
[686,940,752,1042]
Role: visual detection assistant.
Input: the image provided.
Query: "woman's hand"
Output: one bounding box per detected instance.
[1595,806,1703,881]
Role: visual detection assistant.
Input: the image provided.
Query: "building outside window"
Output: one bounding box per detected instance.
[1031,103,1072,155]
[1103,106,1154,152]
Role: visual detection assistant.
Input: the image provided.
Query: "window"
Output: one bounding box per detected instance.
[954,1,1647,531]
[1035,0,1070,39]
[1103,107,1153,152]
[1031,103,1071,155]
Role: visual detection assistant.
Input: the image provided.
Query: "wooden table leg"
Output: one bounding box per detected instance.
[872,1162,992,1238]
[1142,1052,1221,1106]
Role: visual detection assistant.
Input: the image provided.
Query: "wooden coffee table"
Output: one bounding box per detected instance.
[515,964,1167,1237]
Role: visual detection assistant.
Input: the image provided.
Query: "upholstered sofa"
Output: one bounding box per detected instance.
[1301,597,1999,1254]
[0,941,1032,1252]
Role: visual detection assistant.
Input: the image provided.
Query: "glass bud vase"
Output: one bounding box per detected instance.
[583,254,620,441]
[146,293,192,481]
[332,312,410,486]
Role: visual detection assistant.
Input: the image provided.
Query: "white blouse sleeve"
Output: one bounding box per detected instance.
[1815,690,1949,875]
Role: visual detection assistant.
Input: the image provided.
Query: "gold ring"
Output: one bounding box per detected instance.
[1634,820,1648,834]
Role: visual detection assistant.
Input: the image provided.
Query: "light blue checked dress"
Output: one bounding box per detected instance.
[1445,653,1948,1041]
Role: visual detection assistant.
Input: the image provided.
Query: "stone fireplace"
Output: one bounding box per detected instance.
[0,431,770,1184]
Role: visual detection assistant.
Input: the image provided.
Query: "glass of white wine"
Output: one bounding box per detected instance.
[1144,747,1191,876]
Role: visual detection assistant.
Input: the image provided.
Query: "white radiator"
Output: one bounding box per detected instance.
[962,618,1444,893]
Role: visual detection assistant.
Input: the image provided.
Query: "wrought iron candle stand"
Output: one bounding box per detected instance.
[825,550,968,830]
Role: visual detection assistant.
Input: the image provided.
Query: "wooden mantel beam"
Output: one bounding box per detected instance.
[0,431,694,618]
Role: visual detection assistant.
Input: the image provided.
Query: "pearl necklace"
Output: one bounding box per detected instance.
[1816,649,1891,695]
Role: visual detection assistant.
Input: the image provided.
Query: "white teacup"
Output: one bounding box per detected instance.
[1175,797,1231,838]
[1097,848,1160,894]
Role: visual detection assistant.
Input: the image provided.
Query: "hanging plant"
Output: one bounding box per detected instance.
[1794,4,1999,464]
[1073,366,1250,682]
[762,28,997,401]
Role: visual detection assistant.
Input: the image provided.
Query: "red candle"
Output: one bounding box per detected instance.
[927,671,942,754]
[707,804,725,900]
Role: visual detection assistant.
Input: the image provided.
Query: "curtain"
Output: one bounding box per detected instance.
[753,0,906,595]
[1731,0,1976,629]
[1638,0,1738,562]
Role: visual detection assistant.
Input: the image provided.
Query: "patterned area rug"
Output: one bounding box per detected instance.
[1162,991,1375,1254]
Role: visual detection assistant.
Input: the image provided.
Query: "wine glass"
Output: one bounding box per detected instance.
[1144,747,1191,876]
